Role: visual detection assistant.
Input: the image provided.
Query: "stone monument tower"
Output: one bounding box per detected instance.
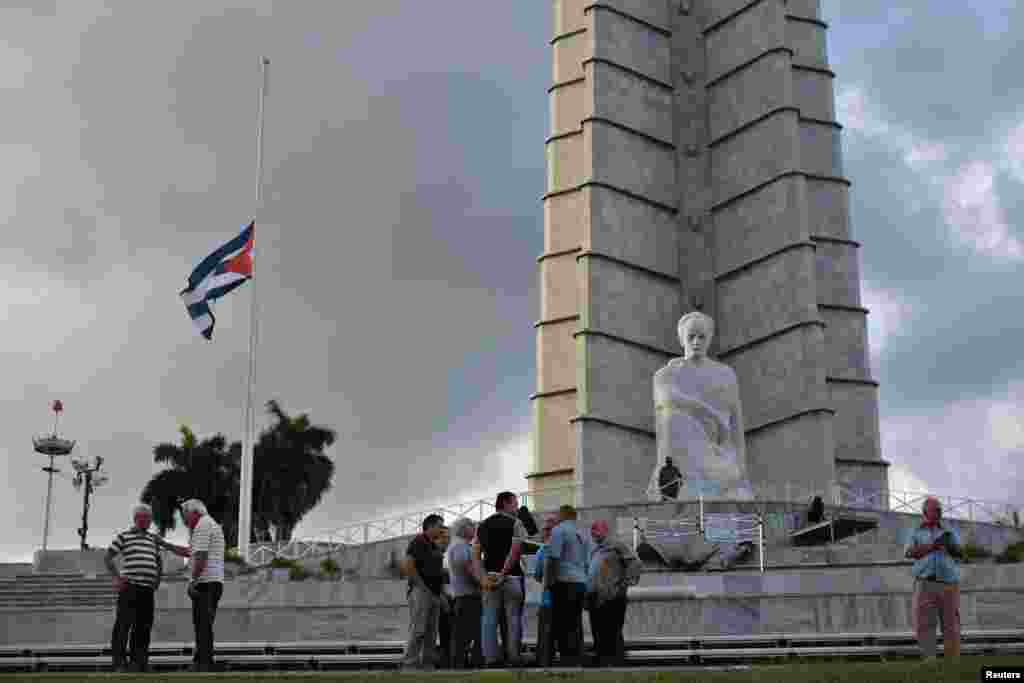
[530,0,888,507]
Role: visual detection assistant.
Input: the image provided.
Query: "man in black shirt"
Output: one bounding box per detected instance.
[473,492,528,667]
[658,457,682,500]
[400,514,445,670]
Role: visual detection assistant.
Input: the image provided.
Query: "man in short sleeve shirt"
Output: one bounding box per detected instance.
[544,504,589,666]
[904,497,963,659]
[400,514,446,670]
[473,491,528,666]
[105,503,163,673]
[446,518,482,669]
[182,499,225,672]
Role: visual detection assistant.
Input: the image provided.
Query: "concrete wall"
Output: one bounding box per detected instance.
[0,564,32,579]
[3,567,1022,645]
[534,0,887,507]
[33,549,188,576]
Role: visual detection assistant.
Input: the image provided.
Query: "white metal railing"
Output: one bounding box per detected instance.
[248,478,1020,566]
[636,508,765,572]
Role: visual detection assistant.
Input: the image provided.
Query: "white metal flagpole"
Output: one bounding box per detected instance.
[239,56,269,564]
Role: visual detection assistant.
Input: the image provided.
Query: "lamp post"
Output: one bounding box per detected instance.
[33,400,75,552]
[72,455,108,550]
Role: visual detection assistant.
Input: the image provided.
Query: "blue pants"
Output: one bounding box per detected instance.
[481,576,524,663]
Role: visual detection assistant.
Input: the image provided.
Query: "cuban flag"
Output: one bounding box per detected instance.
[180,222,254,340]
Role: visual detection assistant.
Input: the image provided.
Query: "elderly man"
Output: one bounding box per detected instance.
[400,514,446,670]
[446,518,482,668]
[105,503,163,673]
[174,499,226,672]
[904,496,963,659]
[586,519,640,666]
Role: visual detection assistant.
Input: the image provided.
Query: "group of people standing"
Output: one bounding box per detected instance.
[104,499,225,673]
[400,491,641,670]
[93,490,964,671]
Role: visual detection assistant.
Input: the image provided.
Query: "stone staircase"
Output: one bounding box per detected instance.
[0,573,187,609]
[0,574,117,609]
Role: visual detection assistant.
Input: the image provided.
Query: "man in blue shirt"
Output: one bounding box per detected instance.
[544,504,589,667]
[530,515,559,666]
[903,497,962,659]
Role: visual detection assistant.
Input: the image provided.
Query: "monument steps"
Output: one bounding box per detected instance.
[0,573,189,609]
[0,631,1021,672]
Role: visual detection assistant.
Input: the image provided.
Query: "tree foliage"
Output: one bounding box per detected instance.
[140,400,336,546]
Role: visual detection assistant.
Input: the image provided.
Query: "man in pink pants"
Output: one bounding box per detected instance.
[904,497,962,659]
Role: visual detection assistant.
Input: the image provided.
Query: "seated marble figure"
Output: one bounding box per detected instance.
[648,311,754,502]
[644,312,756,570]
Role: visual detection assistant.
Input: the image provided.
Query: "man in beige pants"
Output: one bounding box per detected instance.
[904,496,962,659]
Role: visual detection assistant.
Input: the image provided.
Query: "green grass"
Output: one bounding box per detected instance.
[3,657,1024,683]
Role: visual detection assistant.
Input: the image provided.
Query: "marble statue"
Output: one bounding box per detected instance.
[649,311,754,501]
[645,312,756,570]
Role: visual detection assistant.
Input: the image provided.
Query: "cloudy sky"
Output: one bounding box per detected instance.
[1,1,1021,562]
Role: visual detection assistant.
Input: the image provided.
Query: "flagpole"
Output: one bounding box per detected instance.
[239,56,268,565]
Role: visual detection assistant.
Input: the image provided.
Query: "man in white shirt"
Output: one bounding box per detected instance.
[181,499,225,672]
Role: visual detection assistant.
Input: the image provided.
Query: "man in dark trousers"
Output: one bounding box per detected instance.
[434,525,453,668]
[529,514,560,666]
[446,518,482,669]
[544,504,589,667]
[658,457,682,500]
[400,514,446,670]
[105,503,164,673]
[181,499,226,673]
[585,519,640,666]
[473,492,528,667]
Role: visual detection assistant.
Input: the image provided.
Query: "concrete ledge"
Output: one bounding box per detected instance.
[3,583,1021,644]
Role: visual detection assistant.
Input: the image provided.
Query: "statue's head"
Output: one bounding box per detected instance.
[678,311,714,360]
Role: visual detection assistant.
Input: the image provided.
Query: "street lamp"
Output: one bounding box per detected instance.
[72,455,108,550]
[33,400,75,552]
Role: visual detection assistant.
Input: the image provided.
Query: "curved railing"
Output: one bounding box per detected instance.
[247,479,1021,566]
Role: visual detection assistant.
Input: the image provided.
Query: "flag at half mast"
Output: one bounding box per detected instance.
[181,222,254,340]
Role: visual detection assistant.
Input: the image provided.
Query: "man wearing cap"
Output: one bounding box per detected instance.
[904,496,963,659]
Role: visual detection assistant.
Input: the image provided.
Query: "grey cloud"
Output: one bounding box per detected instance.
[5,2,1022,563]
[825,1,1024,142]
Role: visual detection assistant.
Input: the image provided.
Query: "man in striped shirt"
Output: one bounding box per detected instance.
[105,503,163,673]
[181,499,225,672]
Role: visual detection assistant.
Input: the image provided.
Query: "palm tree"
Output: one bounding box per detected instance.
[252,400,336,542]
[141,402,336,546]
[141,425,241,545]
